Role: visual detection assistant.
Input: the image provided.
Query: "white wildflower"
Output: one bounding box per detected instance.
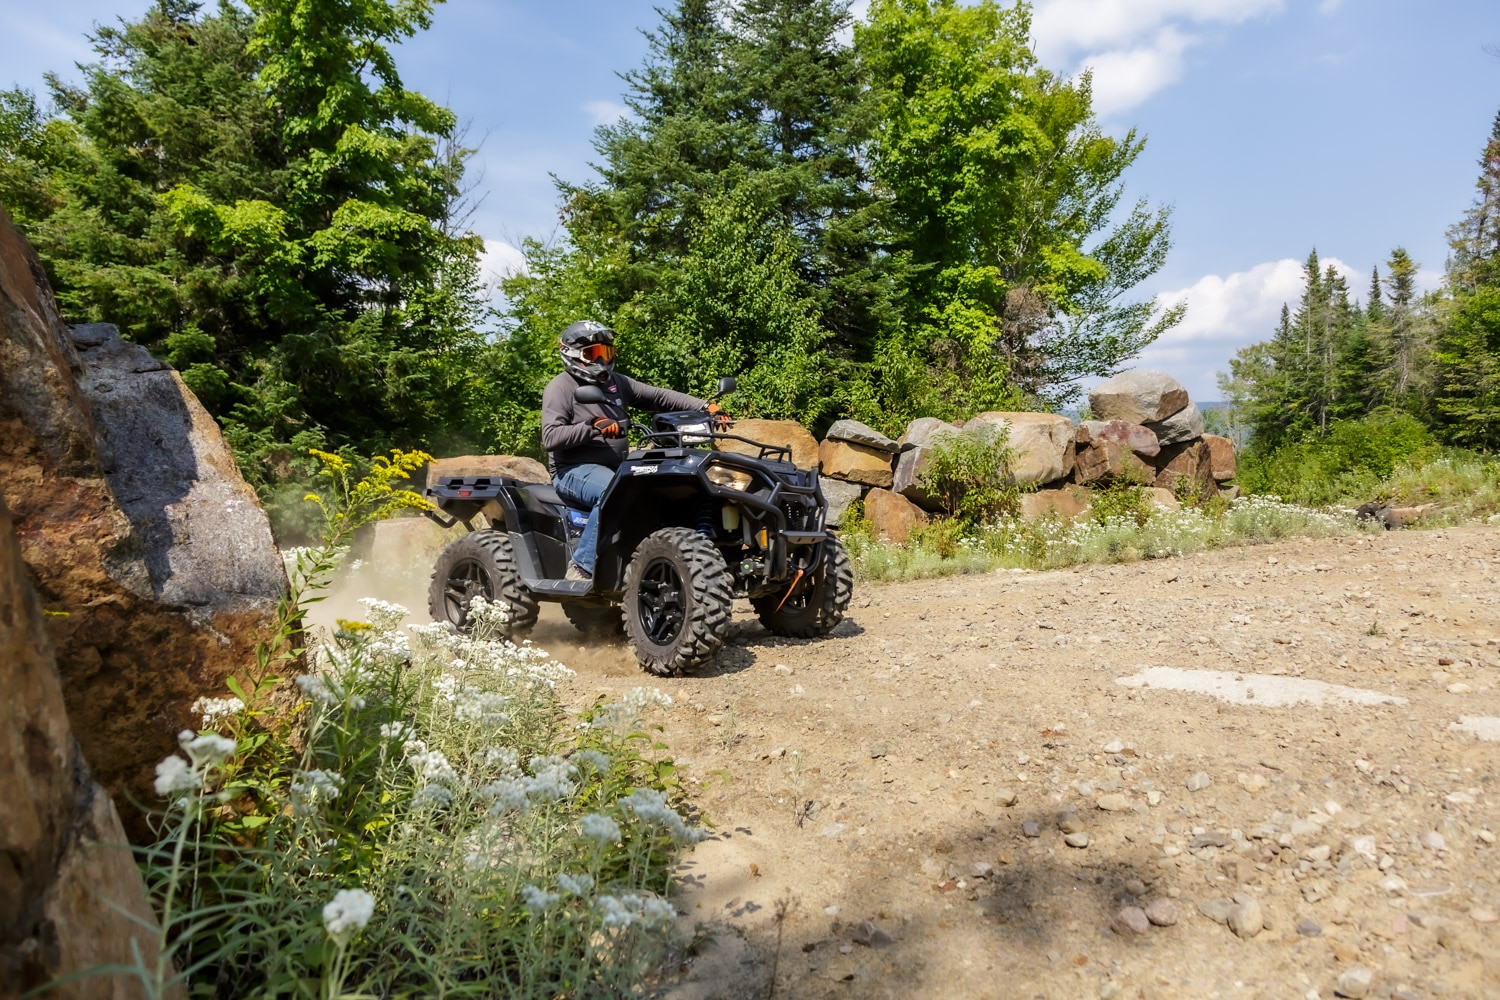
[154,755,200,797]
[571,749,610,773]
[454,691,511,725]
[619,788,705,844]
[578,813,621,845]
[322,888,375,945]
[412,785,455,809]
[482,746,520,773]
[596,894,636,928]
[291,769,344,802]
[357,597,408,631]
[379,721,415,742]
[521,885,561,915]
[409,750,459,786]
[481,777,530,815]
[191,696,244,729]
[178,731,237,767]
[595,893,673,928]
[621,687,673,710]
[524,755,577,801]
[557,872,595,896]
[295,674,338,707]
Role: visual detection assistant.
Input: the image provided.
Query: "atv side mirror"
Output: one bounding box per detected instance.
[713,376,737,400]
[574,384,609,404]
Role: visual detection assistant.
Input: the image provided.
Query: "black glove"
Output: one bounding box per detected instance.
[591,415,623,438]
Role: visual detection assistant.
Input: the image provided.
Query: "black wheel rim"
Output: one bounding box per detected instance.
[637,557,686,645]
[443,557,492,626]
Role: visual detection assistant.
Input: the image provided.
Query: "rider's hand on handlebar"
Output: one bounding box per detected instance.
[591,416,624,439]
[706,402,733,430]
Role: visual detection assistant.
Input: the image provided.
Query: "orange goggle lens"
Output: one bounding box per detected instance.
[579,343,614,363]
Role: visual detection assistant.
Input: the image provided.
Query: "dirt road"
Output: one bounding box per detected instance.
[336,524,1500,999]
[544,526,1500,1000]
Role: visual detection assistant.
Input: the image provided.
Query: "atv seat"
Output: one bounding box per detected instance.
[519,481,589,511]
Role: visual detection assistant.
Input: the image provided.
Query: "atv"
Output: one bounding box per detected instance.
[424,377,854,675]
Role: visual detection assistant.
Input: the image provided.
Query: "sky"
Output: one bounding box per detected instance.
[3,0,1498,400]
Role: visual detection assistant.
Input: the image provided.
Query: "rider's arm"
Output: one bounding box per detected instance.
[540,379,602,451]
[619,375,705,413]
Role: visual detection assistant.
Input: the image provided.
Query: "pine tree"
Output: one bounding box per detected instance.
[1366,266,1383,323]
[1446,108,1500,292]
[1375,248,1422,400]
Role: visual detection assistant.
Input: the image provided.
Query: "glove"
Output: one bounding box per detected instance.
[591,415,623,439]
[707,402,733,430]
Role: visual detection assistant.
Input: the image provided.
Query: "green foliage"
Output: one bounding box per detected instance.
[856,0,1180,417]
[1430,286,1500,447]
[1088,476,1153,527]
[916,424,1020,523]
[1237,410,1436,506]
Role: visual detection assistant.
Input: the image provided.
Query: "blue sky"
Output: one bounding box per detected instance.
[3,0,1497,399]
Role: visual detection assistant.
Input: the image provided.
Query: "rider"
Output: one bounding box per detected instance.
[541,320,730,581]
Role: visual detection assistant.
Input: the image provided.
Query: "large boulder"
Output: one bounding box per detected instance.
[1203,434,1237,481]
[1144,401,1204,447]
[965,412,1074,486]
[892,417,961,510]
[1089,370,1190,424]
[819,478,866,528]
[1,496,162,999]
[1152,439,1216,494]
[824,419,899,454]
[818,438,894,488]
[1073,420,1158,485]
[862,487,928,544]
[719,419,820,471]
[426,454,549,489]
[1019,487,1092,523]
[0,206,285,837]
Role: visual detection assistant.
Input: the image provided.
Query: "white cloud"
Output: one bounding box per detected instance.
[582,100,629,127]
[477,239,528,302]
[1124,255,1361,399]
[1031,0,1286,115]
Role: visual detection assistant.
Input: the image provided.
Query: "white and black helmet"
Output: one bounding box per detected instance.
[559,320,617,384]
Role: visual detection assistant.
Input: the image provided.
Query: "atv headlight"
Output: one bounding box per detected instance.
[706,463,753,491]
[678,420,712,445]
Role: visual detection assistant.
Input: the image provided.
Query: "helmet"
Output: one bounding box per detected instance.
[559,320,616,384]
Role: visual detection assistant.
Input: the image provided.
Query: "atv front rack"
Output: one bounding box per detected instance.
[637,428,794,464]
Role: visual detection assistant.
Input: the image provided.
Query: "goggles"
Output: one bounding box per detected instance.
[571,343,614,363]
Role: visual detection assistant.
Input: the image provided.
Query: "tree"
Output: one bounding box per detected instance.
[1372,248,1423,400]
[856,0,1180,418]
[3,0,489,506]
[1446,108,1500,292]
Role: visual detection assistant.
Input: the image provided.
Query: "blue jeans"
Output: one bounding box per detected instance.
[554,464,615,574]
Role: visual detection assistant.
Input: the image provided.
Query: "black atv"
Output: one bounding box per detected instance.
[424,377,854,675]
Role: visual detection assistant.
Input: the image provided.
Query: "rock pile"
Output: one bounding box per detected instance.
[0,204,286,837]
[803,370,1239,541]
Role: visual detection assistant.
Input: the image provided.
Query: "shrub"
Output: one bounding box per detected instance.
[918,425,1021,524]
[1238,409,1436,505]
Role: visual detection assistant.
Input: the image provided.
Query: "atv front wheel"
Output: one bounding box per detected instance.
[751,536,854,638]
[428,530,540,637]
[623,527,734,676]
[561,601,624,639]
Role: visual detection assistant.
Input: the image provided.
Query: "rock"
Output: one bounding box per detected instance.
[1096,794,1130,812]
[1219,483,1241,500]
[1021,820,1042,838]
[0,209,285,838]
[718,419,821,471]
[891,418,962,510]
[1335,966,1374,998]
[1152,439,1216,493]
[1185,771,1212,791]
[1144,899,1179,926]
[995,788,1018,807]
[1077,419,1162,458]
[0,493,165,997]
[1073,421,1157,485]
[850,920,893,947]
[1469,907,1498,923]
[818,438,895,488]
[1237,772,1269,794]
[965,412,1075,486]
[1419,830,1445,852]
[1203,434,1237,481]
[821,478,867,528]
[1226,893,1264,939]
[426,453,549,489]
[1197,899,1233,924]
[1019,487,1092,523]
[1058,811,1086,834]
[1123,878,1146,897]
[861,488,928,544]
[1111,906,1150,935]
[825,419,899,454]
[1297,917,1322,936]
[1145,401,1205,447]
[1090,370,1190,424]
[1064,831,1090,848]
[1145,487,1180,510]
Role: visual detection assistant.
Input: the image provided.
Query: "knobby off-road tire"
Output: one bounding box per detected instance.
[561,601,625,639]
[751,536,854,638]
[428,530,540,637]
[623,527,734,676]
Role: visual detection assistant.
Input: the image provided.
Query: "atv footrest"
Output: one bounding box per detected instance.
[527,579,596,598]
[782,530,829,546]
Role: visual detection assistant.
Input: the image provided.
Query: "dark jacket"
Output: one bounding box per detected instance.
[541,372,705,477]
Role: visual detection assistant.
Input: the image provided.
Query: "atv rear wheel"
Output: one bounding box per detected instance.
[561,601,624,639]
[428,530,539,637]
[623,527,734,676]
[751,536,853,638]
